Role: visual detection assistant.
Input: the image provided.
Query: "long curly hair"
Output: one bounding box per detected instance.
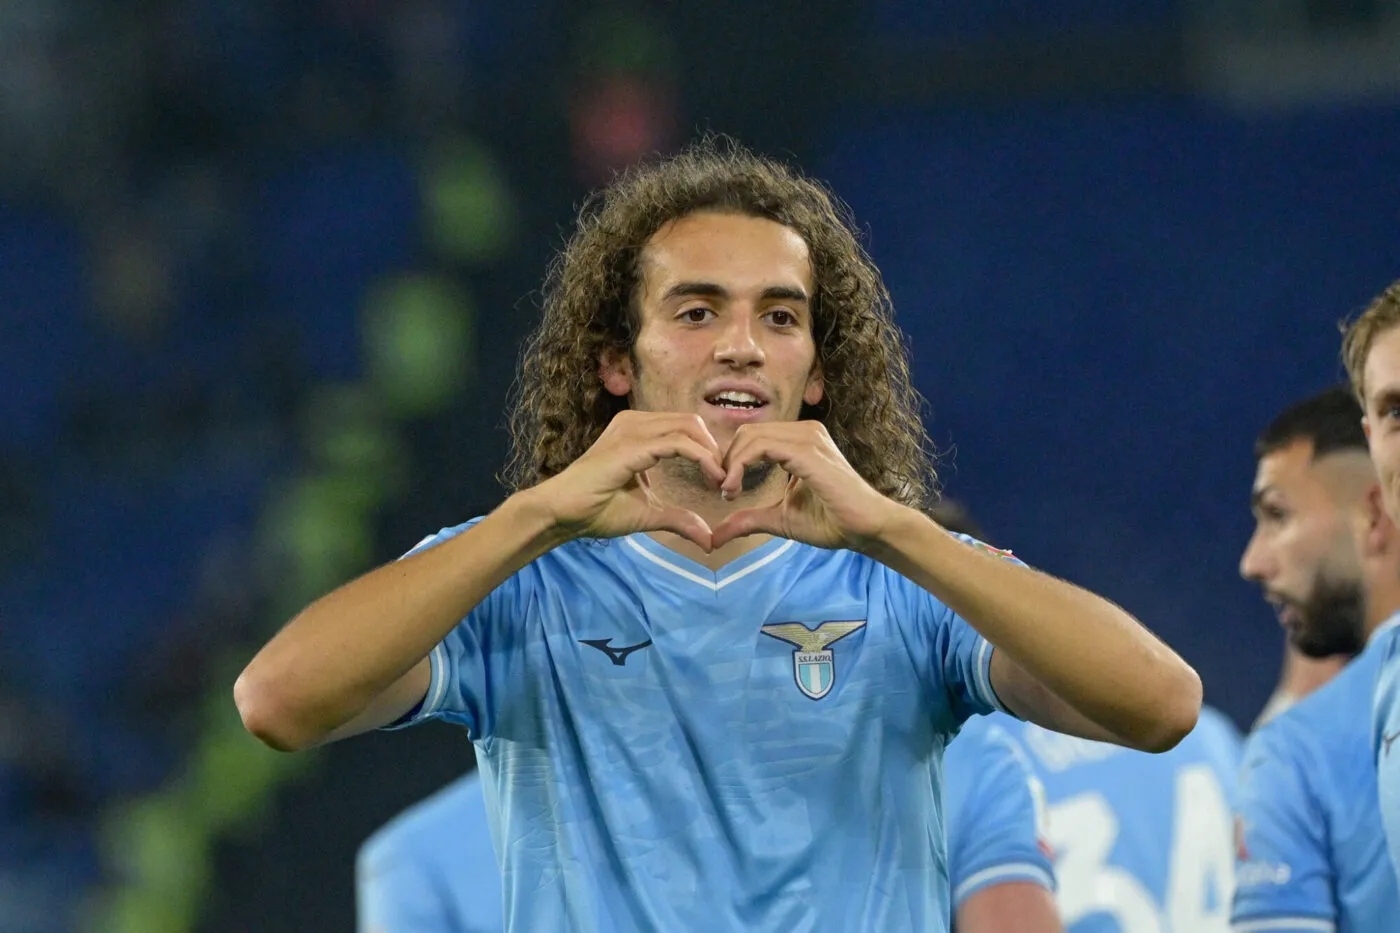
[502,137,938,508]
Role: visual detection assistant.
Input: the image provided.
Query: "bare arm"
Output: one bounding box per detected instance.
[866,509,1201,752]
[234,492,566,751]
[956,882,1064,933]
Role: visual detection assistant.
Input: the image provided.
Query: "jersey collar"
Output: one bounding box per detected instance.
[622,533,796,592]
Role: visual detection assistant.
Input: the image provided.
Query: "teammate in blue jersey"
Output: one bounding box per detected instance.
[357,771,502,933]
[236,140,1202,933]
[1000,701,1241,932]
[945,712,1061,931]
[1235,385,1400,931]
[1341,278,1400,894]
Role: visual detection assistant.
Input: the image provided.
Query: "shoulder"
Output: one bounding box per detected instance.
[357,772,490,874]
[1265,655,1374,755]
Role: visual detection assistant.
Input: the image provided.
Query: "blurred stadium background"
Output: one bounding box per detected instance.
[1,0,1398,930]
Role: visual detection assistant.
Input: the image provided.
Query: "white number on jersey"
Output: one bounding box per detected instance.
[1047,764,1234,933]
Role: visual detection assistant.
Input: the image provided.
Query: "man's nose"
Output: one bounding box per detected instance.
[1239,531,1270,583]
[714,313,764,368]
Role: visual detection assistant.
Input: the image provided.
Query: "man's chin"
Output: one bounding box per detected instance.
[1288,624,1364,659]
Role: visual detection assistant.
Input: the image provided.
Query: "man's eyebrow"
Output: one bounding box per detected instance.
[1249,486,1275,511]
[1372,385,1400,414]
[660,282,810,303]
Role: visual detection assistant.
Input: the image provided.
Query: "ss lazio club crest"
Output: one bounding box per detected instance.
[760,621,867,700]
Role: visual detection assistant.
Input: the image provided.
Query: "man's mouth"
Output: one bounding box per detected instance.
[705,390,768,411]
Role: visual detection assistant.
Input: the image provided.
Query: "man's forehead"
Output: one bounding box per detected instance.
[1254,438,1318,494]
[639,212,812,292]
[1363,325,1400,405]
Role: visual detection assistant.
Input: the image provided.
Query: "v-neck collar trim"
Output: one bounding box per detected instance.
[623,533,797,592]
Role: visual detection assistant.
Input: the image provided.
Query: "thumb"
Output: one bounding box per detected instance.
[710,506,780,550]
[644,504,715,552]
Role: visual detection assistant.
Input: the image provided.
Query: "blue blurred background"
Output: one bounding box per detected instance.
[1,0,1397,930]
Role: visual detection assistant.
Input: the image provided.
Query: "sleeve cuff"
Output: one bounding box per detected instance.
[381,642,449,731]
[975,638,1014,716]
[1232,917,1336,933]
[953,862,1055,907]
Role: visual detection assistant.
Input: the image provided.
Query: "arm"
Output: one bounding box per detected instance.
[234,412,726,751]
[867,510,1199,752]
[235,495,565,751]
[956,883,1063,933]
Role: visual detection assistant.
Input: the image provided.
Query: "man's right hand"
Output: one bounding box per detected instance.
[530,411,726,550]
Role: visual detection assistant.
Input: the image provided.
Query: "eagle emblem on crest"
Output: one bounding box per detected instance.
[760,621,867,700]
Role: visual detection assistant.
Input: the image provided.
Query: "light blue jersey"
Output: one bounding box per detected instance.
[945,712,1055,911]
[357,772,502,933]
[1004,706,1242,932]
[393,522,1008,932]
[1234,626,1400,933]
[1374,620,1400,893]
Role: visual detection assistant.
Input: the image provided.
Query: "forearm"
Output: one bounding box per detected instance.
[235,489,566,750]
[956,883,1064,933]
[866,507,1200,751]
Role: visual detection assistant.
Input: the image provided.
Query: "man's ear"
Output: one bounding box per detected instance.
[803,362,824,407]
[1363,481,1394,556]
[600,348,633,398]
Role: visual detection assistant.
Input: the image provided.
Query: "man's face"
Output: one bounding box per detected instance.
[600,211,824,454]
[1240,439,1367,658]
[1363,325,1400,529]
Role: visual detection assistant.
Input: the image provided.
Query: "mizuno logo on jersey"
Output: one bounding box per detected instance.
[1384,730,1400,757]
[760,621,866,700]
[579,638,653,666]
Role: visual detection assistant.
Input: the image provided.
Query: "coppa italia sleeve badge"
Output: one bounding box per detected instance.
[961,537,1017,561]
[760,621,867,700]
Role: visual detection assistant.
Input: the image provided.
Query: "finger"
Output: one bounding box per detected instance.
[630,436,725,484]
[722,433,795,497]
[710,506,781,549]
[645,505,714,552]
[669,414,723,461]
[654,435,726,484]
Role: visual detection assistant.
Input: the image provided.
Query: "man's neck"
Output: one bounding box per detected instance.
[1364,572,1400,640]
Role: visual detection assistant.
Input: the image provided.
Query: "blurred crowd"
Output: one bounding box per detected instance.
[0,2,682,930]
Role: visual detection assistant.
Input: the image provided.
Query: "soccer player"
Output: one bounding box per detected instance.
[1340,279,1400,893]
[1233,385,1400,931]
[945,712,1061,932]
[357,771,501,933]
[1000,706,1241,932]
[234,140,1201,932]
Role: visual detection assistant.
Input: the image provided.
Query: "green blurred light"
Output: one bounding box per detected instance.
[362,272,475,418]
[422,139,516,264]
[576,7,675,75]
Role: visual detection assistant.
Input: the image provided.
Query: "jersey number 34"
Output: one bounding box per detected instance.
[1047,765,1234,933]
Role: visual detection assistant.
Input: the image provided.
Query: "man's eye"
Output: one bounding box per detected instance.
[680,307,713,323]
[767,309,797,326]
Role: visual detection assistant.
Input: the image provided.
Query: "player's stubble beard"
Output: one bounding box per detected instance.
[1287,569,1367,658]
